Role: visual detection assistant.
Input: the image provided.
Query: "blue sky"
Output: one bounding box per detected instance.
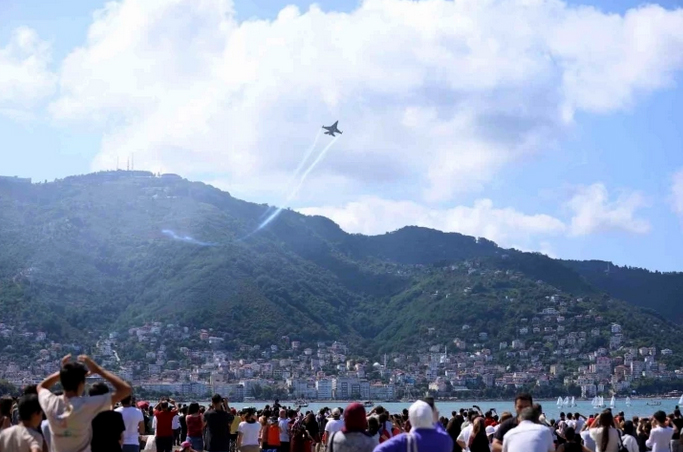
[2,0,683,272]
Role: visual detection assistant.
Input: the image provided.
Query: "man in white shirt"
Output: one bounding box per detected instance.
[456,412,477,452]
[324,408,344,444]
[502,407,554,452]
[646,411,674,452]
[37,355,132,452]
[116,396,145,452]
[278,409,291,452]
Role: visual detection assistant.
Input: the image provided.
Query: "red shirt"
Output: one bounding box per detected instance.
[154,409,179,437]
[186,414,203,437]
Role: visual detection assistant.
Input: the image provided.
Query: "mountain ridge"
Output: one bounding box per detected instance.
[0,170,682,359]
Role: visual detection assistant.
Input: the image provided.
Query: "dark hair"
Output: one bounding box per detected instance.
[88,382,110,396]
[379,413,389,423]
[515,393,533,405]
[623,420,636,437]
[654,411,667,424]
[598,410,614,452]
[368,416,380,435]
[188,403,200,415]
[0,397,12,416]
[121,395,133,406]
[18,394,41,421]
[211,394,223,405]
[565,427,576,441]
[60,362,88,392]
[22,385,38,395]
[375,406,385,414]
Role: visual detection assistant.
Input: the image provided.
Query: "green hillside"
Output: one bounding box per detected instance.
[0,171,680,360]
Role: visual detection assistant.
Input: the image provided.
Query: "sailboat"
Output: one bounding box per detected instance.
[557,397,564,407]
[610,395,616,408]
[571,396,576,407]
[678,395,683,405]
[625,396,632,407]
[564,396,570,406]
[600,396,605,407]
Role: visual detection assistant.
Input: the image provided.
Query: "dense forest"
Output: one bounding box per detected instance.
[0,171,681,357]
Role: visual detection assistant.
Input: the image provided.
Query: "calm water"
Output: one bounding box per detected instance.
[228,399,680,419]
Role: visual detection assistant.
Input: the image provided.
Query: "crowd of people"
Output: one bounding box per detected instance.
[1,356,683,452]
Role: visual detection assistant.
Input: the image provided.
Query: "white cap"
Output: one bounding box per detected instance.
[408,401,434,430]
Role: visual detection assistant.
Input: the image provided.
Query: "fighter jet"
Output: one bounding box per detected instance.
[323,121,343,137]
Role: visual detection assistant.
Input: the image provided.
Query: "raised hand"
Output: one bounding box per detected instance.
[77,355,102,375]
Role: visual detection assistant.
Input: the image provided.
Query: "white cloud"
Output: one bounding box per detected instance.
[566,183,650,236]
[0,27,56,113]
[49,0,683,207]
[671,168,683,219]
[299,196,567,249]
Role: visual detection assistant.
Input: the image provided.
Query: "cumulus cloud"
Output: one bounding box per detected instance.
[0,27,56,115]
[672,168,683,219]
[50,0,683,207]
[299,196,567,249]
[566,183,650,236]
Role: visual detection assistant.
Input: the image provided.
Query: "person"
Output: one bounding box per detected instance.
[153,399,178,452]
[172,411,181,446]
[204,394,234,452]
[467,418,490,452]
[646,410,674,452]
[324,408,344,445]
[491,393,533,452]
[374,400,452,452]
[321,402,374,452]
[304,412,321,451]
[579,419,596,452]
[116,395,145,452]
[446,414,464,452]
[589,410,620,452]
[185,403,203,451]
[456,411,479,451]
[367,417,381,445]
[0,394,43,452]
[670,409,683,452]
[230,408,241,451]
[237,408,260,452]
[278,409,290,452]
[501,407,553,452]
[556,427,593,452]
[37,354,132,452]
[89,382,126,452]
[620,421,639,452]
[0,396,13,430]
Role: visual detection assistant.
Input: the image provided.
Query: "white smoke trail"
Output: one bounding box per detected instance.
[255,136,339,231]
[161,229,217,247]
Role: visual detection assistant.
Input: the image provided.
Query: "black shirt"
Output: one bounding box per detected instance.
[492,418,519,443]
[203,409,234,451]
[92,410,126,452]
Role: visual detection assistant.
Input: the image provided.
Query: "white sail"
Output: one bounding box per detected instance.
[626,396,632,406]
[610,395,616,407]
[557,397,563,406]
[564,396,570,406]
[571,396,576,407]
[679,395,683,405]
[600,396,605,406]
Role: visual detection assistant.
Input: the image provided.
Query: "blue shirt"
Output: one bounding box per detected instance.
[374,424,453,452]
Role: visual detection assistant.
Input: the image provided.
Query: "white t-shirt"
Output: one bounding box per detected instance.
[38,390,112,452]
[589,427,620,452]
[115,406,145,445]
[172,415,180,430]
[580,430,596,452]
[575,418,585,432]
[622,434,639,452]
[502,420,554,452]
[646,426,674,452]
[456,424,473,452]
[325,419,344,436]
[238,421,261,446]
[279,418,291,442]
[0,425,43,452]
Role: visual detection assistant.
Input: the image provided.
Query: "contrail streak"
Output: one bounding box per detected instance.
[256,136,339,231]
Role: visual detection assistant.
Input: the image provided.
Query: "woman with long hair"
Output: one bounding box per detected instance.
[621,421,640,452]
[446,414,464,452]
[184,402,204,452]
[589,410,620,452]
[467,417,490,452]
[0,397,12,430]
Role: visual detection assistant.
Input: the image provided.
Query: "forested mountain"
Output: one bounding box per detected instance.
[0,171,681,357]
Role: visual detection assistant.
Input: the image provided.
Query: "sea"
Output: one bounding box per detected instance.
[225,398,680,419]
